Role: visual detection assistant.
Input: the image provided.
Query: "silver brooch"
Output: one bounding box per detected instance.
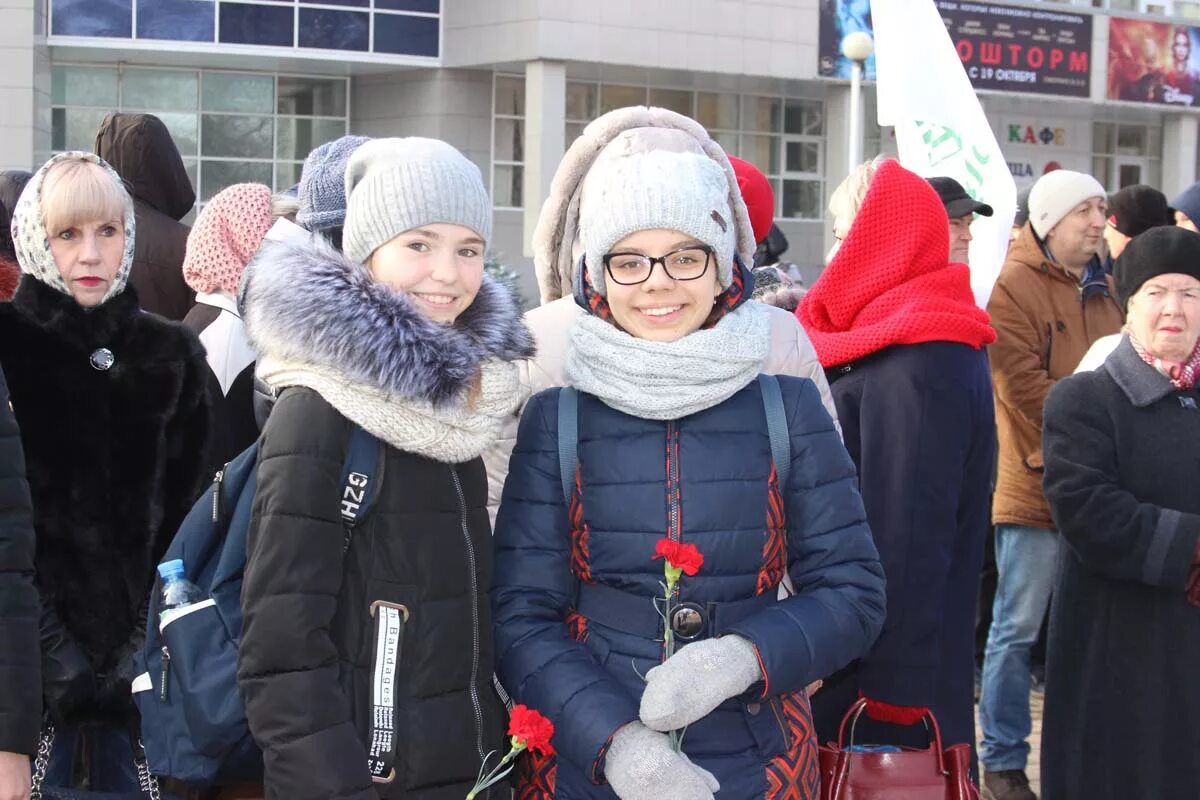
[90,348,115,371]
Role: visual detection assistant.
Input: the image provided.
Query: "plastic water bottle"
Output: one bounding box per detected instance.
[158,559,204,628]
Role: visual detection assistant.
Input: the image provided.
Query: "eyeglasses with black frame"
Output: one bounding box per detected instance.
[602,244,714,286]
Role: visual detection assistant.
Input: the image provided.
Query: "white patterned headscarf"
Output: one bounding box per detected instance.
[10,151,136,305]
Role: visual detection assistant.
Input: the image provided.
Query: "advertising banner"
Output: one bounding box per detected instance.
[819,0,1092,98]
[1108,17,1200,106]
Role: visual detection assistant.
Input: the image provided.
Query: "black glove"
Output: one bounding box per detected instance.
[93,599,148,713]
[39,601,96,724]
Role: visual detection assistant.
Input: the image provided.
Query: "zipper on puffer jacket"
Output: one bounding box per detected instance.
[666,420,681,606]
[450,465,486,764]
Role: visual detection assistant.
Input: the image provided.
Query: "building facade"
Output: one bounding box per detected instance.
[1,0,1198,299]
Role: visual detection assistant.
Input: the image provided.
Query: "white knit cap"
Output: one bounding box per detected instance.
[1028,169,1106,239]
[579,134,737,296]
[342,137,491,264]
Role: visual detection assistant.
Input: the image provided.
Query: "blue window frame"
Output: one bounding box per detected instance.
[218,3,294,47]
[51,0,132,38]
[299,9,369,52]
[374,13,438,57]
[137,0,214,42]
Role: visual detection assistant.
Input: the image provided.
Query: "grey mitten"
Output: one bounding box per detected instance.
[640,634,762,731]
[605,722,719,800]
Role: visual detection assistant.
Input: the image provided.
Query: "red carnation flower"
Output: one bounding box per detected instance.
[508,704,555,758]
[653,538,704,577]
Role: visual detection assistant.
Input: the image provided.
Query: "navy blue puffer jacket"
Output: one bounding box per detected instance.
[493,377,885,799]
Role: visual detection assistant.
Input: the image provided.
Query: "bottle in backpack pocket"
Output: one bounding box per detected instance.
[158,559,205,628]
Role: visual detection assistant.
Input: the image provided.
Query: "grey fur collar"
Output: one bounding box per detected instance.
[1104,335,1176,408]
[240,236,534,408]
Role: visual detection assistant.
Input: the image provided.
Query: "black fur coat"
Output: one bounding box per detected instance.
[0,277,210,724]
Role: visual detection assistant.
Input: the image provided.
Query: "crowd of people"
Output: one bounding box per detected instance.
[0,104,1197,800]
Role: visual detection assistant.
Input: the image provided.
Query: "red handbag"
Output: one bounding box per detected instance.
[818,698,978,800]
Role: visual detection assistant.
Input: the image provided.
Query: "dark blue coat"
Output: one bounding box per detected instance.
[493,377,885,799]
[810,341,995,752]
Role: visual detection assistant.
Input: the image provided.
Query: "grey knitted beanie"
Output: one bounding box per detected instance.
[342,137,492,264]
[296,134,370,231]
[579,134,737,296]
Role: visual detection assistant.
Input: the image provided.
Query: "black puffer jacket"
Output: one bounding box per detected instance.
[0,361,39,755]
[236,239,535,800]
[95,113,196,320]
[0,278,211,725]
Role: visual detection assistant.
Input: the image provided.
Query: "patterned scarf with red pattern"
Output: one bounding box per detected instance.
[1128,331,1200,391]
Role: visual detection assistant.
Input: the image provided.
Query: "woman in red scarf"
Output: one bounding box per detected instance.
[797,159,996,761]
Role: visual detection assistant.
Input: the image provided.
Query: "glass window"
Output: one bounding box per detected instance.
[493,164,523,209]
[122,69,198,112]
[785,140,820,174]
[565,122,586,144]
[1116,125,1147,156]
[200,160,272,202]
[201,114,274,159]
[566,82,597,122]
[51,0,132,37]
[784,100,823,136]
[373,12,439,57]
[377,0,439,10]
[600,85,646,114]
[299,9,369,52]
[1093,122,1115,154]
[742,97,781,133]
[277,77,347,117]
[494,76,525,116]
[203,73,274,114]
[218,3,293,47]
[782,180,822,219]
[154,111,199,157]
[649,88,692,117]
[741,134,780,175]
[277,117,347,161]
[1092,156,1113,187]
[52,66,118,107]
[696,92,739,131]
[51,108,111,151]
[494,119,524,163]
[712,130,739,156]
[275,162,304,193]
[182,159,198,196]
[136,0,213,42]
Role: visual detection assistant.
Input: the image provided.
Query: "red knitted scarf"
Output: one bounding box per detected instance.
[796,160,996,368]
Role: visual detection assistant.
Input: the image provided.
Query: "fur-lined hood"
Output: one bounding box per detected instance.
[240,236,534,408]
[532,106,757,305]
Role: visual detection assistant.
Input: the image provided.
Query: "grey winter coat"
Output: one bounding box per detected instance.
[1041,335,1200,800]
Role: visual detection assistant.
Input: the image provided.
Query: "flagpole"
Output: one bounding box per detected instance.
[842,32,874,174]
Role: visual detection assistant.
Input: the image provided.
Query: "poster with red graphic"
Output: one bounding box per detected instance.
[1108,17,1200,107]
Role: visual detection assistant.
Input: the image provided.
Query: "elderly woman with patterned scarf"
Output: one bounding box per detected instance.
[1041,225,1200,800]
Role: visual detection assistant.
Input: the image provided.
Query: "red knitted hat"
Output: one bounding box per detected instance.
[797,159,994,367]
[729,156,775,244]
[183,183,274,295]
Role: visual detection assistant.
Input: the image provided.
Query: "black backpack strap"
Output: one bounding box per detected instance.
[758,374,790,488]
[340,426,383,548]
[557,387,579,505]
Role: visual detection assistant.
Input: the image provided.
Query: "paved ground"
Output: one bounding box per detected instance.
[976,690,1043,796]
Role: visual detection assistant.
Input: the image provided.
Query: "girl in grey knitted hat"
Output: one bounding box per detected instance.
[493,107,884,800]
[237,137,534,799]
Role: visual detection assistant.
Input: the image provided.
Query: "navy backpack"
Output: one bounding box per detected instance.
[131,427,382,786]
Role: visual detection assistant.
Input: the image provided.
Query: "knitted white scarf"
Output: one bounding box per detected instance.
[257,354,523,463]
[565,302,769,420]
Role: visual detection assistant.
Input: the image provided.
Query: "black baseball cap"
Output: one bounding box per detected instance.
[927,176,994,219]
[1107,184,1174,237]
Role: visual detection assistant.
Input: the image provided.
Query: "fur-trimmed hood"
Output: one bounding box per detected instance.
[240,236,534,408]
[533,106,757,305]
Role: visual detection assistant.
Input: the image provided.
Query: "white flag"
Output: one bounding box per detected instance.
[870,0,1016,309]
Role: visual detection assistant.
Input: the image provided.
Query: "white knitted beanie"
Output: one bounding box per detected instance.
[1028,169,1106,239]
[579,136,737,295]
[342,137,491,264]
